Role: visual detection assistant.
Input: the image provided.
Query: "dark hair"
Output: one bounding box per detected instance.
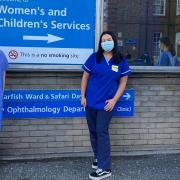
[96,31,123,64]
[160,36,176,56]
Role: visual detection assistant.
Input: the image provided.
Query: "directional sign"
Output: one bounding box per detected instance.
[0,0,95,65]
[123,92,131,100]
[23,34,64,43]
[3,89,135,118]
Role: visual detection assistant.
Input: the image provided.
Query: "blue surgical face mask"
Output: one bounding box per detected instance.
[101,40,114,52]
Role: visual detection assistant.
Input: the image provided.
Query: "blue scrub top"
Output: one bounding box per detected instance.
[82,53,131,110]
[0,50,8,107]
[156,51,174,66]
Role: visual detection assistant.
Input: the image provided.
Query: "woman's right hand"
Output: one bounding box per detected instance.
[81,97,87,107]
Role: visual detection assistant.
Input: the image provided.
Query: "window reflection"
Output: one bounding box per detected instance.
[104,0,180,66]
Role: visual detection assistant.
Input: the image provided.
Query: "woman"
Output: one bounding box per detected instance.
[156,37,176,66]
[0,50,8,129]
[81,31,131,180]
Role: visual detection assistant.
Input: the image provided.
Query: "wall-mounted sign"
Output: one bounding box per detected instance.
[0,0,95,65]
[3,89,135,118]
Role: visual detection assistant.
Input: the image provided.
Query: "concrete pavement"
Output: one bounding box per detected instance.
[0,154,180,180]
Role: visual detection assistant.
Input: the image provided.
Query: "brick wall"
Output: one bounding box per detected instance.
[0,72,180,160]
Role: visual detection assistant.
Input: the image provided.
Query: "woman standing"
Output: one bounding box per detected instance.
[156,36,176,66]
[0,50,8,129]
[81,31,131,180]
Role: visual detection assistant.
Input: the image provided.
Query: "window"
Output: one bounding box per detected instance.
[176,33,180,57]
[102,0,180,69]
[152,32,162,57]
[177,0,180,15]
[153,0,166,16]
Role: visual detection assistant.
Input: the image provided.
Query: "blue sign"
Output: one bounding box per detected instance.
[3,90,135,118]
[126,39,137,45]
[0,0,95,65]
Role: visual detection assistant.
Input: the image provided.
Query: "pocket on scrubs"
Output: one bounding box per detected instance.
[110,67,121,80]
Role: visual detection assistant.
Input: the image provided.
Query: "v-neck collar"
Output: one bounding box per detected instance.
[103,55,113,65]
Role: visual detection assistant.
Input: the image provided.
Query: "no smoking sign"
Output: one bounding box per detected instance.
[8,50,18,60]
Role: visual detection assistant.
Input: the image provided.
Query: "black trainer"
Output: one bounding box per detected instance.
[92,159,98,169]
[89,168,112,180]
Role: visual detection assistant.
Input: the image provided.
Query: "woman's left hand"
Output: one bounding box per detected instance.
[104,99,116,112]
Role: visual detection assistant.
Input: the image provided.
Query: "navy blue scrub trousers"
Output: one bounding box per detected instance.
[86,107,113,170]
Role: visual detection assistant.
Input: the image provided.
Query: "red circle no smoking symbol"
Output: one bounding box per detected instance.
[8,50,18,60]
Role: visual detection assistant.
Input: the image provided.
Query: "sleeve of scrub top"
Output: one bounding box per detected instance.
[82,53,96,73]
[0,51,9,71]
[120,59,131,77]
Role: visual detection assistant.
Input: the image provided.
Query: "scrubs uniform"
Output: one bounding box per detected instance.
[156,50,174,66]
[82,53,131,170]
[0,50,8,128]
